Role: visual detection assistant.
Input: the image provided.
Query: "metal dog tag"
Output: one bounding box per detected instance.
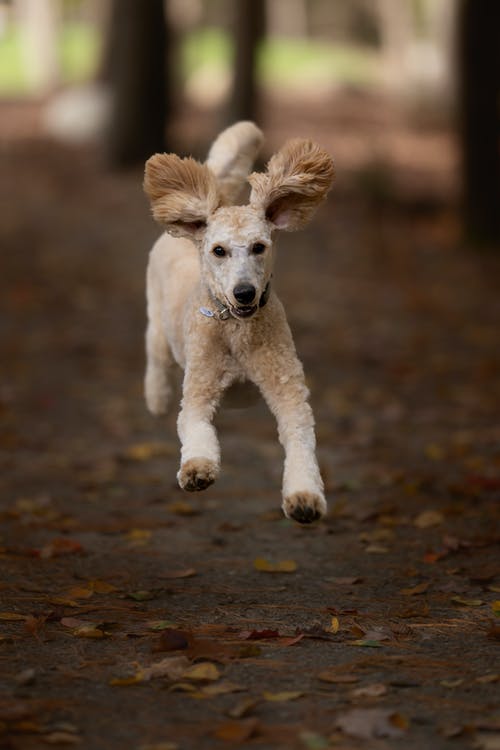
[199,306,215,318]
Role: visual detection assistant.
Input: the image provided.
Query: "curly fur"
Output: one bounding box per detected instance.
[143,122,335,523]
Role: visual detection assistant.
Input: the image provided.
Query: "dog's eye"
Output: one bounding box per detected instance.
[212,246,226,258]
[252,243,266,255]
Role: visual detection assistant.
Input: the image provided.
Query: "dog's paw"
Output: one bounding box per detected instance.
[178,458,218,492]
[282,491,327,524]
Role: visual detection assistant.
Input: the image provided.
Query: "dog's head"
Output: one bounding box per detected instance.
[144,139,334,319]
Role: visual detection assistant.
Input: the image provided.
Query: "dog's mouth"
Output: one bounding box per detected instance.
[231,304,258,319]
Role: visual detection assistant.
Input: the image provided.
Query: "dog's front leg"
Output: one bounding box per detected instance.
[245,330,326,523]
[177,353,230,493]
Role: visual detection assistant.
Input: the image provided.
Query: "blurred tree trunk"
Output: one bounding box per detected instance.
[226,0,265,125]
[105,0,170,167]
[459,0,500,245]
[16,0,60,94]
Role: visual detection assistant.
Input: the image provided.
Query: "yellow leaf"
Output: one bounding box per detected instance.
[492,601,500,615]
[73,625,105,639]
[166,501,199,516]
[110,673,144,686]
[425,443,445,461]
[66,586,93,600]
[451,596,484,607]
[123,441,174,461]
[253,557,297,573]
[400,582,430,596]
[183,662,220,682]
[414,510,444,528]
[0,612,27,621]
[126,529,152,546]
[327,616,340,634]
[88,579,117,594]
[262,691,303,702]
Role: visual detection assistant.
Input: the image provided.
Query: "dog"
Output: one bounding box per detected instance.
[143,122,334,523]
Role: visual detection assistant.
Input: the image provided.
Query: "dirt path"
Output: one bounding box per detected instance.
[0,139,499,750]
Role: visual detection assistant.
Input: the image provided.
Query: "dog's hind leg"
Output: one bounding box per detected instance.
[145,268,172,416]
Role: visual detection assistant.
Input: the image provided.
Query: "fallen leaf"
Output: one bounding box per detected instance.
[318,670,359,684]
[492,601,500,616]
[414,510,444,528]
[350,640,383,648]
[364,544,389,554]
[400,582,430,596]
[440,678,464,688]
[66,586,93,600]
[166,500,199,516]
[15,668,36,686]
[227,697,259,719]
[336,708,408,739]
[254,558,297,573]
[451,596,484,607]
[38,538,84,559]
[299,730,330,749]
[87,580,117,594]
[125,529,151,546]
[351,683,387,698]
[156,629,189,652]
[262,691,303,702]
[328,617,340,634]
[126,590,161,602]
[147,620,180,631]
[183,662,220,682]
[109,674,144,686]
[139,743,179,750]
[214,718,259,743]
[160,568,197,579]
[239,629,280,640]
[142,656,190,682]
[122,441,175,461]
[476,674,498,684]
[60,618,88,629]
[73,625,106,639]
[0,612,27,621]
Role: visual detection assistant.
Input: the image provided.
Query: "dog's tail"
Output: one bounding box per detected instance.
[206,121,263,205]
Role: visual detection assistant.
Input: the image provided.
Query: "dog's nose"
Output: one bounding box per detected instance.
[233,283,256,305]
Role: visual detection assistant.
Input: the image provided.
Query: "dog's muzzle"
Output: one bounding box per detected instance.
[231,304,258,319]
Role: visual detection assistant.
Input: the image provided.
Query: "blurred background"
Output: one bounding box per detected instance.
[1,0,499,496]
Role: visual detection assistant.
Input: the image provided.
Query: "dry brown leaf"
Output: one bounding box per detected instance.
[166,500,199,516]
[214,718,259,743]
[253,557,297,573]
[414,510,444,528]
[400,582,430,596]
[0,613,27,621]
[227,698,260,719]
[160,568,197,579]
[318,670,359,684]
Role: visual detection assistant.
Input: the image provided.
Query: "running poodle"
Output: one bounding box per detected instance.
[143,122,334,523]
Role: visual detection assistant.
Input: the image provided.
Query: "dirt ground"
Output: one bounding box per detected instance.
[0,108,499,750]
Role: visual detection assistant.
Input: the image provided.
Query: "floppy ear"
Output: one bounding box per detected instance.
[144,153,221,239]
[248,139,334,231]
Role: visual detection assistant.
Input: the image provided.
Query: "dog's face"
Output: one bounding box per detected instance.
[202,206,274,318]
[144,138,335,320]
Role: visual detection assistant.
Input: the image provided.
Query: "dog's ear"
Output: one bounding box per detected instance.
[144,153,221,239]
[248,139,334,231]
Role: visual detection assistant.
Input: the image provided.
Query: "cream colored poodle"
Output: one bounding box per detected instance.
[143,122,334,523]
